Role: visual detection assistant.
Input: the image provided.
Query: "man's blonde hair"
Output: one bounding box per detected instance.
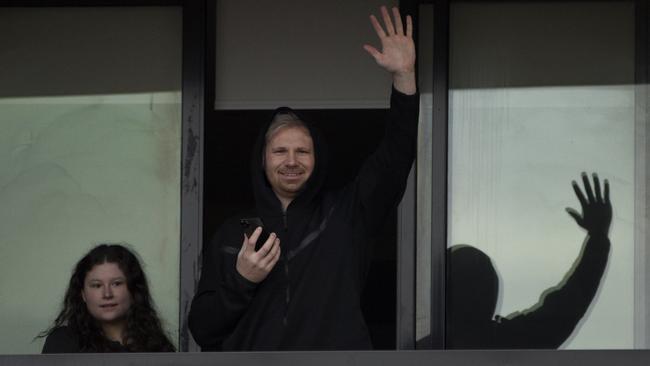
[265,109,311,144]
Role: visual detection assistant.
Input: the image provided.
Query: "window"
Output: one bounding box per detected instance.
[0,6,183,354]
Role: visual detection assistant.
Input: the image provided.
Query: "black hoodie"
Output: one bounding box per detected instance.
[189,87,419,351]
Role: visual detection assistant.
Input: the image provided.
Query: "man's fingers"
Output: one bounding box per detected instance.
[369,15,386,39]
[259,237,279,262]
[260,238,281,268]
[581,172,595,203]
[240,232,257,255]
[392,7,404,36]
[381,6,395,35]
[604,179,610,203]
[363,44,382,62]
[406,15,413,38]
[248,226,262,246]
[255,232,277,258]
[241,227,261,254]
[572,180,587,208]
[593,173,603,202]
[264,244,282,271]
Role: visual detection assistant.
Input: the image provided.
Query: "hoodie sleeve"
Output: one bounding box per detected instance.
[353,86,419,231]
[188,223,257,350]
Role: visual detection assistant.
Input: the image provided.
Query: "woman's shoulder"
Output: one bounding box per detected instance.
[42,326,81,354]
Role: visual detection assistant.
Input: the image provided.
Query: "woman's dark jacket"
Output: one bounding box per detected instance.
[189,87,419,351]
[41,325,175,353]
[42,326,129,353]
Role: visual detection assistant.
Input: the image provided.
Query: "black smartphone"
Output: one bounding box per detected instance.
[240,217,272,251]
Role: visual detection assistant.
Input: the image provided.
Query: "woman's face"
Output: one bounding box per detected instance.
[81,262,132,325]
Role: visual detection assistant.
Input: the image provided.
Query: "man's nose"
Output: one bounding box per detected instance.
[285,151,297,165]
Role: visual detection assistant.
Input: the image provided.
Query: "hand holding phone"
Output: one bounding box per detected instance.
[236,217,282,283]
[240,217,271,251]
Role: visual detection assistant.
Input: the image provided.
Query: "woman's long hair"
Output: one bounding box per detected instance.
[40,244,175,352]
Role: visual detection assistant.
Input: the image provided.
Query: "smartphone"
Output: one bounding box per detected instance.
[240,217,272,251]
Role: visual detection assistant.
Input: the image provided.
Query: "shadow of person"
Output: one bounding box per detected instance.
[447,172,612,349]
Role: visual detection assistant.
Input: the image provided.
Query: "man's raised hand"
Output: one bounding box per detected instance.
[363,6,416,95]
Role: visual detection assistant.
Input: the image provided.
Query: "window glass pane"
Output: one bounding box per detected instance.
[0,7,182,354]
[446,1,641,349]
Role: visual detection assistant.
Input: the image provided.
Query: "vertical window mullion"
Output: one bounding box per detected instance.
[429,0,450,351]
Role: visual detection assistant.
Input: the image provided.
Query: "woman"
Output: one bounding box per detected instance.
[40,244,175,352]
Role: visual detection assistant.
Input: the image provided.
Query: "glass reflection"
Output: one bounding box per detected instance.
[444,1,639,349]
[447,174,612,349]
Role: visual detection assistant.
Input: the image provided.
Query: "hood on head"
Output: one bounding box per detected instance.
[250,106,329,215]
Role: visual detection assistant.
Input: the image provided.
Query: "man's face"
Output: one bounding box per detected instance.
[264,126,315,204]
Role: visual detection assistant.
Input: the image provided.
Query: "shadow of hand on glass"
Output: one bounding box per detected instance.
[446,173,612,349]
